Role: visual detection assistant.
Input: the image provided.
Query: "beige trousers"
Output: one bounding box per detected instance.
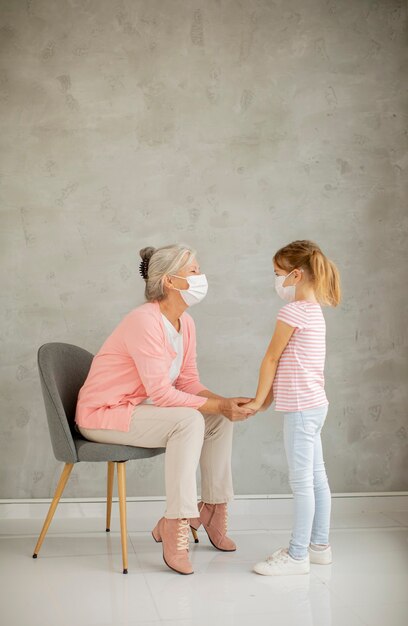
[78,404,234,519]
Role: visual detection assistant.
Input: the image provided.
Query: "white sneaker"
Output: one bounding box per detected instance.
[309,544,332,565]
[253,548,310,576]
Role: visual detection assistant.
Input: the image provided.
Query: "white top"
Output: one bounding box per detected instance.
[161,314,184,382]
[142,314,184,405]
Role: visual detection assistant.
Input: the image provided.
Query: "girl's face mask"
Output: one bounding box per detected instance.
[171,274,208,307]
[275,269,302,302]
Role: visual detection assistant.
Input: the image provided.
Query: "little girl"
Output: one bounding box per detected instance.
[246,240,341,576]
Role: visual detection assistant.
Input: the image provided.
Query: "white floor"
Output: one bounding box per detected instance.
[1,505,407,626]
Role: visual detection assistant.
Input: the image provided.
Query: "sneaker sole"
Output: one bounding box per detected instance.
[253,567,310,576]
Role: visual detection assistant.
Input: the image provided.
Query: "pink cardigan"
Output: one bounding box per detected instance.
[75,301,208,432]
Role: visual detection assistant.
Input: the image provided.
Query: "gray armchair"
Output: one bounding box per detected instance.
[32,342,165,573]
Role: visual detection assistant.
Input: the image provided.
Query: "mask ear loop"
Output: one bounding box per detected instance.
[167,274,189,291]
[283,268,303,286]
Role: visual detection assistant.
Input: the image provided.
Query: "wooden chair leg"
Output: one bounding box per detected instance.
[106,461,115,532]
[117,461,128,574]
[32,462,74,558]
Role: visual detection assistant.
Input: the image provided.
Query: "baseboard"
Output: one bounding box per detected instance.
[1,493,407,523]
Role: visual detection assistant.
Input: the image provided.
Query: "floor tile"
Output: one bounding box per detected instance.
[0,553,159,626]
[0,532,133,559]
[159,604,367,625]
[348,601,408,626]
[313,554,408,606]
[143,568,346,621]
[1,507,408,626]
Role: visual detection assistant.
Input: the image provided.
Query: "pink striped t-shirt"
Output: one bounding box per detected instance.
[273,300,328,412]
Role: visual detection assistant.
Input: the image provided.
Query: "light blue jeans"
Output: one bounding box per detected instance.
[283,404,331,560]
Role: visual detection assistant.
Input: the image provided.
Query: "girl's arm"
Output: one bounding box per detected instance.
[246,320,295,411]
[260,384,274,412]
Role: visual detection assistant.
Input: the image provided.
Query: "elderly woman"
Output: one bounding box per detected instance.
[75,244,254,575]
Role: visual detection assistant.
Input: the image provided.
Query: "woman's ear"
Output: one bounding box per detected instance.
[163,274,173,290]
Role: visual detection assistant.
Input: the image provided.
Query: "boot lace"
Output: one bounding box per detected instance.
[177,518,190,551]
[199,502,229,535]
[223,505,228,534]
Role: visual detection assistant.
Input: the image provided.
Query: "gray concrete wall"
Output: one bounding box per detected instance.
[1,0,407,498]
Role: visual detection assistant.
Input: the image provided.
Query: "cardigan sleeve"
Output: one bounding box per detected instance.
[122,310,207,409]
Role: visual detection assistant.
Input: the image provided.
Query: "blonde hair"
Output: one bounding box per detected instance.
[139,244,196,302]
[273,240,341,307]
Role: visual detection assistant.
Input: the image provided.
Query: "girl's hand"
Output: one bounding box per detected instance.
[243,399,262,412]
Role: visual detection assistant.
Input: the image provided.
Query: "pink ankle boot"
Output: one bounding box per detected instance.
[190,502,236,551]
[152,517,194,575]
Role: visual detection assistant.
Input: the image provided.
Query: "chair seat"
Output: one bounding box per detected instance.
[75,437,165,462]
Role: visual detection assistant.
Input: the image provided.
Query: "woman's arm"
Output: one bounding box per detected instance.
[197,389,223,400]
[196,390,223,414]
[246,320,295,411]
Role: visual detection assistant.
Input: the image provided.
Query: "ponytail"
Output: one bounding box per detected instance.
[309,249,341,307]
[273,240,341,307]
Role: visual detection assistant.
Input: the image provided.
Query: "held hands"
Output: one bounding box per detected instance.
[241,399,262,412]
[242,388,274,413]
[220,397,258,422]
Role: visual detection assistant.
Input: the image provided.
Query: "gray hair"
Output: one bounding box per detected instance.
[139,244,196,302]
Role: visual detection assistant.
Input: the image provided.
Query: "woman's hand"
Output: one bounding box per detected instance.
[219,398,256,421]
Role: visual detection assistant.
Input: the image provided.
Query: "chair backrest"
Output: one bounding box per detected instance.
[37,342,94,463]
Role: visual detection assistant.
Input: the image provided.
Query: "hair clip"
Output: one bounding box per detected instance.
[139,258,149,280]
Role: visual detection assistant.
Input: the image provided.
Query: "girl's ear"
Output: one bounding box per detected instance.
[294,268,303,282]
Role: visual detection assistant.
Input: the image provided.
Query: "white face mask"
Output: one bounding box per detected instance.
[171,274,209,307]
[275,269,299,302]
